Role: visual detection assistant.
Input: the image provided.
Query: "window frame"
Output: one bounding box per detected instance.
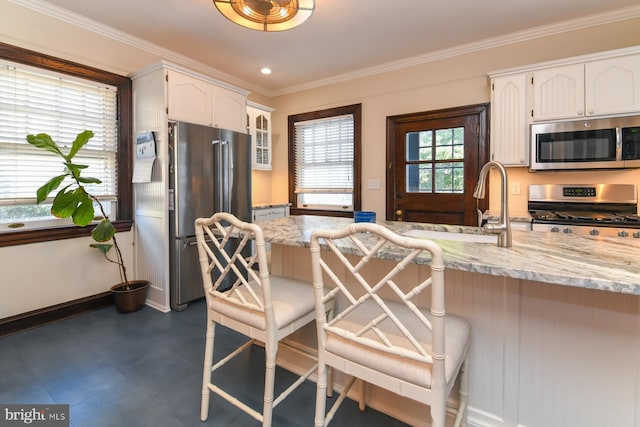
[288,104,362,218]
[405,126,466,194]
[0,42,133,247]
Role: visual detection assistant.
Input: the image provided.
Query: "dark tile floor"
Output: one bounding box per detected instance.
[0,300,408,427]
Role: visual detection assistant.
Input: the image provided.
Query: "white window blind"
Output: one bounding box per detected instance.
[294,114,354,210]
[0,60,118,223]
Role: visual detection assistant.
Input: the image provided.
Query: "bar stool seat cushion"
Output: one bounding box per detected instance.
[325,299,470,388]
[209,275,316,331]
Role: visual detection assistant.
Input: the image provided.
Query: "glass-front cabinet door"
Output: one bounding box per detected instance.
[247,103,273,170]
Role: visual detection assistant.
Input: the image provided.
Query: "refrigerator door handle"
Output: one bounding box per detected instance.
[223,140,231,213]
[212,140,224,213]
[188,238,215,246]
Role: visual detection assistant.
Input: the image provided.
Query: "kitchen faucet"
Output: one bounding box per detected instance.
[473,160,512,248]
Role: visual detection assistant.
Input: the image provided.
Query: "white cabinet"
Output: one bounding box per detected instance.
[212,85,247,134]
[510,220,531,231]
[167,68,248,133]
[532,54,640,121]
[252,205,289,222]
[489,47,640,169]
[251,205,289,257]
[166,68,212,125]
[585,55,640,117]
[532,64,583,121]
[490,74,530,166]
[247,103,274,170]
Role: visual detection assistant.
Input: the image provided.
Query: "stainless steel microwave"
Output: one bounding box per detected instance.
[530,115,640,171]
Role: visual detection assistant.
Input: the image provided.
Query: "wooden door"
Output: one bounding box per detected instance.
[386,104,489,226]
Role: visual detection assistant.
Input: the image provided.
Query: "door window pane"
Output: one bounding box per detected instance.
[406,164,432,193]
[406,127,464,194]
[406,131,432,161]
[435,162,464,193]
[435,127,464,160]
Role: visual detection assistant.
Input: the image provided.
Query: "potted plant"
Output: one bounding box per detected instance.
[26,130,149,313]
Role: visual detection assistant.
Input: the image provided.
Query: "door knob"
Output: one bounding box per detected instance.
[396,209,403,221]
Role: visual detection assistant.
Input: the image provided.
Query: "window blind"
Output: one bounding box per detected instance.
[0,60,118,212]
[294,114,354,209]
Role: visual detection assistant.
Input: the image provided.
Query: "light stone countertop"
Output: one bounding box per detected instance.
[255,215,640,296]
[483,210,531,223]
[252,203,291,210]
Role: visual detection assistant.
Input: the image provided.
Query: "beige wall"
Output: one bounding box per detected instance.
[0,2,161,317]
[268,19,640,217]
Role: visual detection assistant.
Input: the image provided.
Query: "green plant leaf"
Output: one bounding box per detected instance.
[68,130,94,159]
[51,188,81,218]
[67,163,89,169]
[89,243,113,254]
[26,133,65,158]
[66,162,90,179]
[91,218,115,242]
[77,177,102,184]
[72,191,95,226]
[35,174,67,203]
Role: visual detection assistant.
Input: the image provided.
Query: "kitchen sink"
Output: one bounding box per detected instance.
[403,228,498,244]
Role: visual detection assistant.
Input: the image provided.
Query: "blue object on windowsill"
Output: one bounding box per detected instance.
[354,211,376,223]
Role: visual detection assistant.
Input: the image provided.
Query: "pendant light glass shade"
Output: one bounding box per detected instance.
[213,0,314,32]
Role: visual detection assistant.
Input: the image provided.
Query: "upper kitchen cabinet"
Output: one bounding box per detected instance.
[532,52,640,121]
[489,73,530,166]
[212,85,247,134]
[532,64,584,121]
[247,102,274,170]
[585,55,640,117]
[488,46,640,168]
[166,67,248,133]
[166,68,212,125]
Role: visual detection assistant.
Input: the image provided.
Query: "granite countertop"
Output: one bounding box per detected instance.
[258,215,640,296]
[252,203,291,210]
[483,210,532,222]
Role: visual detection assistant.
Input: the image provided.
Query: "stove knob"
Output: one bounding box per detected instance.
[633,232,640,239]
[589,229,600,236]
[563,227,572,234]
[550,226,560,233]
[618,230,629,238]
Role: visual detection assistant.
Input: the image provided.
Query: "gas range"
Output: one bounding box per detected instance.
[528,184,640,239]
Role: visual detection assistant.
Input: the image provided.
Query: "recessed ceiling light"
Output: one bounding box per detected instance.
[260,67,272,75]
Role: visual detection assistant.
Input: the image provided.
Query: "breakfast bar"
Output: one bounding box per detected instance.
[257,215,640,427]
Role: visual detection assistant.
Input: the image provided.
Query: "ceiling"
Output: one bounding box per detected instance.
[17,0,640,96]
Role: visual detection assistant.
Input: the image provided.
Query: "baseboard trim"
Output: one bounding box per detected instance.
[0,292,114,337]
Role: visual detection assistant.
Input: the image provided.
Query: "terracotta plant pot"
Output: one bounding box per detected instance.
[110,280,150,313]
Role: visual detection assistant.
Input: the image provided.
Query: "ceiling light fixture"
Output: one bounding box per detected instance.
[213,0,315,32]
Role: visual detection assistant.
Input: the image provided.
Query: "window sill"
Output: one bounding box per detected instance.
[290,208,354,218]
[0,220,133,247]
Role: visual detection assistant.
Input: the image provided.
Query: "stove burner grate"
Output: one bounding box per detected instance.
[530,210,640,228]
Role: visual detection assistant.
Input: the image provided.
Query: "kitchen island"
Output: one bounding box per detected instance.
[256,215,640,427]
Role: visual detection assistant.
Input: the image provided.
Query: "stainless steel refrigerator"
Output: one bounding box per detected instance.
[168,121,251,310]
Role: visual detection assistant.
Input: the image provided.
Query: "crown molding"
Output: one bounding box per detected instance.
[273,5,640,96]
[8,0,640,98]
[6,0,262,94]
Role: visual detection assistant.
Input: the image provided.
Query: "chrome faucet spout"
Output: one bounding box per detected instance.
[474,160,512,248]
